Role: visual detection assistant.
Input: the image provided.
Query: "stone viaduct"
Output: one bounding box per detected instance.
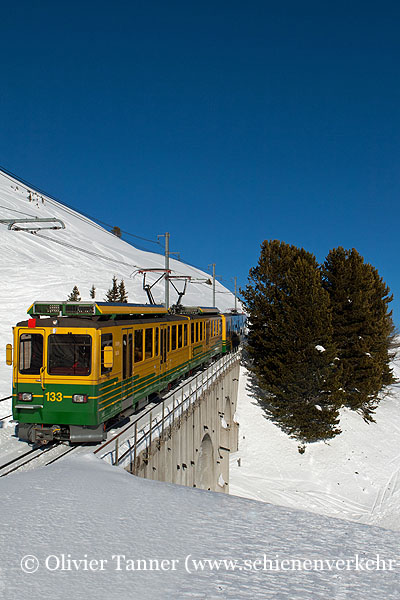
[125,353,240,493]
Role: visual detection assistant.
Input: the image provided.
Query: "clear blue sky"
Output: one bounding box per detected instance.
[1,1,400,321]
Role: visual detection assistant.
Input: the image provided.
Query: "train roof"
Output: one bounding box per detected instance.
[17,314,191,329]
[22,301,245,327]
[27,301,168,318]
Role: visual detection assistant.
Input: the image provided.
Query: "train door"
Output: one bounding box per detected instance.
[206,320,210,346]
[122,328,133,383]
[159,325,168,381]
[16,327,47,389]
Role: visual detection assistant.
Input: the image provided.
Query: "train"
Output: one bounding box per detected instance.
[6,301,246,444]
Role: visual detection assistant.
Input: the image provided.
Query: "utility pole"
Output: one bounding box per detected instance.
[165,232,170,309]
[158,232,170,309]
[209,263,216,307]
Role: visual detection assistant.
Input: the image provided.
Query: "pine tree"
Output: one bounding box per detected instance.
[322,247,396,420]
[90,285,96,299]
[118,279,128,303]
[242,240,341,443]
[67,285,81,301]
[104,276,119,302]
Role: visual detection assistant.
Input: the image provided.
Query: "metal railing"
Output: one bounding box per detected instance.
[94,350,240,468]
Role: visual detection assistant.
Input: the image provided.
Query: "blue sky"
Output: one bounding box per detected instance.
[1,1,400,321]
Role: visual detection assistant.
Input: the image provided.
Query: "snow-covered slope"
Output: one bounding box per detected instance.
[230,366,400,532]
[0,169,238,396]
[1,454,400,600]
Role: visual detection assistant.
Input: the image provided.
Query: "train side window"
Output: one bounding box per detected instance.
[178,325,183,348]
[167,326,171,352]
[134,329,143,362]
[195,322,199,342]
[145,329,153,359]
[191,323,194,344]
[155,328,159,356]
[171,325,177,351]
[184,324,187,347]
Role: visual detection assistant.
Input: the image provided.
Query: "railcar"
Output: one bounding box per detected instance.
[7,301,244,445]
[221,312,246,353]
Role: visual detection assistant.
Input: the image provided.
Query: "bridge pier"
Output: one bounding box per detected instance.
[128,355,240,493]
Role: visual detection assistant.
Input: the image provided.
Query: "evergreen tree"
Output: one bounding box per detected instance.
[118,279,128,303]
[322,247,396,420]
[67,285,81,301]
[90,285,96,299]
[242,240,341,443]
[104,276,119,302]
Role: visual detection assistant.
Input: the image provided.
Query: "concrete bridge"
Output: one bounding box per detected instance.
[98,352,241,493]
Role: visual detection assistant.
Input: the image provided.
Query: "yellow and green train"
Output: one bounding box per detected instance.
[7,301,246,444]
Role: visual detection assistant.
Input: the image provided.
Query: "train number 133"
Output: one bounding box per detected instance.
[46,392,63,402]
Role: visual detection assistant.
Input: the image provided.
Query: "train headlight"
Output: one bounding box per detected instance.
[18,392,33,402]
[72,394,88,404]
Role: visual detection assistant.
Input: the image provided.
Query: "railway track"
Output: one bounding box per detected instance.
[0,444,62,477]
[0,404,158,477]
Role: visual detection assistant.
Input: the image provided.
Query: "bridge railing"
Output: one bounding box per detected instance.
[95,350,241,468]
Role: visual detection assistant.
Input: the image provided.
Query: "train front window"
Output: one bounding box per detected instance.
[19,333,43,375]
[48,334,92,376]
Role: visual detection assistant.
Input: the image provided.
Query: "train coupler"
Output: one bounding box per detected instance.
[17,423,61,444]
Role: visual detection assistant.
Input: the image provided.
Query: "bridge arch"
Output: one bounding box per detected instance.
[195,433,215,490]
[224,397,232,429]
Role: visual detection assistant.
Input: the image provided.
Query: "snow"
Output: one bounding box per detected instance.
[2,454,400,599]
[220,416,229,429]
[315,345,326,353]
[230,366,400,532]
[2,168,400,598]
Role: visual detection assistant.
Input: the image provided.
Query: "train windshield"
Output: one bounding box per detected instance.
[19,333,44,375]
[48,334,92,376]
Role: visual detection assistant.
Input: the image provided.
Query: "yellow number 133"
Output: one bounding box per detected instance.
[46,392,63,402]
